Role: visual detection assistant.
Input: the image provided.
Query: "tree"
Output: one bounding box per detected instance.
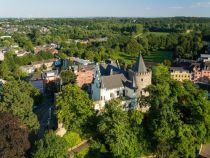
[146,65,210,157]
[63,131,82,148]
[98,99,140,158]
[0,112,30,158]
[0,80,40,131]
[32,131,68,158]
[60,70,76,85]
[56,84,94,132]
[126,38,141,55]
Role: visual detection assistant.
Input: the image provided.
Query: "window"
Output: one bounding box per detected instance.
[141,78,143,82]
[117,91,120,96]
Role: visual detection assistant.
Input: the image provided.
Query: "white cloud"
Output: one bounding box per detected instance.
[191,1,210,8]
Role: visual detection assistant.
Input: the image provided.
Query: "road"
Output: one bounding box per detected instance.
[34,95,56,138]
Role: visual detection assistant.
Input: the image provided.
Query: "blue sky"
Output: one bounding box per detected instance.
[0,0,210,17]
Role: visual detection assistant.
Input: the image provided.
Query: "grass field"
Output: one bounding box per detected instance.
[147,32,170,36]
[112,50,173,64]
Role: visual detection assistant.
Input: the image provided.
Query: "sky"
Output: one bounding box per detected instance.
[0,0,210,18]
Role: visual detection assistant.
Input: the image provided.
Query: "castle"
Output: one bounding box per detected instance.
[91,53,152,110]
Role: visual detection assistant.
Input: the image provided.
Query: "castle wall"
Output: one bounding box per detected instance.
[135,72,152,96]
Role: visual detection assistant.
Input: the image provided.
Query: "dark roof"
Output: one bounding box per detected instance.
[133,53,147,73]
[170,67,189,73]
[100,61,122,76]
[101,74,126,90]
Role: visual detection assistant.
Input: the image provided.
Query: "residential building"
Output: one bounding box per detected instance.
[34,45,58,55]
[20,65,35,74]
[170,57,210,83]
[32,58,57,70]
[170,67,191,81]
[70,57,93,66]
[75,64,95,88]
[16,51,31,57]
[42,70,60,83]
[29,73,44,93]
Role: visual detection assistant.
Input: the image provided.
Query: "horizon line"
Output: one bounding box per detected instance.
[0,16,210,19]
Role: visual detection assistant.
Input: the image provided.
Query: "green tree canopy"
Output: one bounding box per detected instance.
[32,131,68,158]
[146,64,210,157]
[0,80,40,131]
[98,99,141,158]
[60,70,76,85]
[56,84,94,132]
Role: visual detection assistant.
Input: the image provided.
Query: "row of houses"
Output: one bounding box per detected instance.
[34,43,59,54]
[170,54,210,83]
[20,58,58,74]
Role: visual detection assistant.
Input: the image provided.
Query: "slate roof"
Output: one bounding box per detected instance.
[133,53,147,73]
[101,74,127,90]
[170,67,190,73]
[100,61,122,76]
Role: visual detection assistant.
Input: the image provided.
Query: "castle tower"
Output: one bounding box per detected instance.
[132,53,152,96]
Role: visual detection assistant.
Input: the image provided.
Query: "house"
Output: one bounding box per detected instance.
[16,51,30,57]
[45,47,59,55]
[91,53,152,110]
[34,46,45,54]
[32,58,57,70]
[170,57,210,83]
[170,67,191,81]
[70,57,93,66]
[48,43,59,49]
[74,64,95,88]
[34,45,58,55]
[29,73,44,93]
[20,65,35,74]
[42,70,60,83]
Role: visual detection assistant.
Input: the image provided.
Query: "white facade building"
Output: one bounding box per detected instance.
[91,54,152,110]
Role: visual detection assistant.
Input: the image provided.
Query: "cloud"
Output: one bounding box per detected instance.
[169,6,184,9]
[191,1,210,8]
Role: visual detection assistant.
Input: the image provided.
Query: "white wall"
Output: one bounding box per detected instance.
[100,87,124,101]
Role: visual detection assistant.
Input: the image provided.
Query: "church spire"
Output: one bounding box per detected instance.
[133,51,147,73]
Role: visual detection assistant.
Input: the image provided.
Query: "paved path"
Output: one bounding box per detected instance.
[68,138,93,158]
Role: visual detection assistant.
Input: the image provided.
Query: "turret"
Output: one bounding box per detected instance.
[132,52,152,96]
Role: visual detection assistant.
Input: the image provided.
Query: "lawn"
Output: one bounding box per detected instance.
[146,32,170,36]
[111,50,173,64]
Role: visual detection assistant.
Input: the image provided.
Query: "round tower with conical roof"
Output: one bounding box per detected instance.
[129,52,152,96]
